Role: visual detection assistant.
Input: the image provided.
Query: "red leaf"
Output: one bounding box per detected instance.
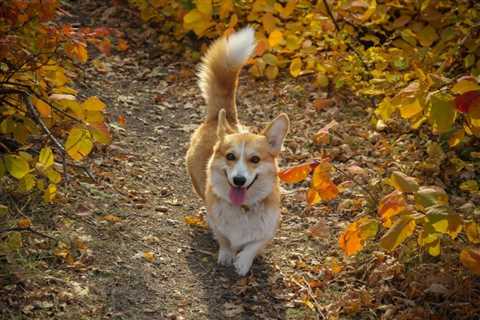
[455,91,480,113]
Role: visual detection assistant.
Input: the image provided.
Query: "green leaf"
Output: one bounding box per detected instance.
[414,186,448,210]
[387,171,419,193]
[429,93,455,134]
[4,154,30,179]
[380,215,416,251]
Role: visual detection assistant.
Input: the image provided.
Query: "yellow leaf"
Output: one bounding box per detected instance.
[306,188,321,205]
[262,12,276,33]
[183,9,212,36]
[19,173,36,192]
[101,214,122,223]
[82,96,106,111]
[43,183,57,203]
[65,127,94,161]
[38,147,54,170]
[375,97,396,121]
[460,247,480,275]
[289,57,302,78]
[265,65,279,80]
[358,0,376,22]
[89,122,112,145]
[399,98,423,119]
[416,25,438,47]
[196,0,212,16]
[429,93,455,134]
[262,53,278,66]
[268,30,283,47]
[143,251,156,262]
[466,222,480,244]
[448,129,464,147]
[17,217,31,228]
[219,0,234,19]
[184,214,208,228]
[45,168,62,184]
[387,171,419,193]
[414,186,448,210]
[313,120,337,145]
[379,215,416,251]
[4,154,30,179]
[32,97,52,118]
[451,79,480,94]
[460,180,479,192]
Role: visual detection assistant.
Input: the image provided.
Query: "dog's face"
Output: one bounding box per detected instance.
[209,110,289,206]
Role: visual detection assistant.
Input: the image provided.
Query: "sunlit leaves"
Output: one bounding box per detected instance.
[4,154,30,179]
[268,30,283,47]
[65,127,94,161]
[465,222,480,244]
[380,215,416,251]
[289,57,302,77]
[387,171,419,193]
[414,186,448,210]
[339,217,378,256]
[308,162,338,205]
[278,162,312,183]
[429,94,455,134]
[82,96,106,111]
[378,191,407,227]
[460,247,480,275]
[183,9,212,36]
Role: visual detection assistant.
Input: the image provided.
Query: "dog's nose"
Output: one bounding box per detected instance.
[233,176,247,187]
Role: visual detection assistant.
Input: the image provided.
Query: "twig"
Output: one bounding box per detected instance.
[322,0,368,70]
[330,163,378,205]
[22,94,70,183]
[0,227,57,241]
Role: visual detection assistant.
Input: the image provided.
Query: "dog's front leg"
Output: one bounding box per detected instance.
[216,233,235,266]
[234,240,268,276]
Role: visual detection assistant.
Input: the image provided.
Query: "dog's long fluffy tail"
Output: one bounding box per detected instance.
[198,27,256,124]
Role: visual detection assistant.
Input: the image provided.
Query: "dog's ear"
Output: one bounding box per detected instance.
[263,113,289,155]
[217,109,230,140]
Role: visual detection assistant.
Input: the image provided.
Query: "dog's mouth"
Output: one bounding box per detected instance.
[224,171,258,205]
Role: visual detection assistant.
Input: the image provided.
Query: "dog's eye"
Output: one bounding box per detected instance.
[226,153,236,161]
[250,156,260,164]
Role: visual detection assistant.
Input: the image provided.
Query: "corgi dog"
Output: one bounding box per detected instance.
[186,27,289,276]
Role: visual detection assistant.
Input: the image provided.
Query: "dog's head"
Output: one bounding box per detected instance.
[209,109,289,206]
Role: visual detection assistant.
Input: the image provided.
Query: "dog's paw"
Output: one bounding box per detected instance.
[217,248,234,266]
[234,252,254,276]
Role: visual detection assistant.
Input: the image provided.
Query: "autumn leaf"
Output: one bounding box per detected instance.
[32,97,52,118]
[309,161,338,203]
[386,171,419,193]
[454,91,480,114]
[429,93,455,134]
[380,215,416,251]
[414,186,448,210]
[378,191,407,227]
[143,251,155,263]
[82,96,106,111]
[268,30,283,47]
[100,214,122,223]
[466,222,480,244]
[289,58,302,78]
[339,217,378,256]
[184,214,208,228]
[65,127,94,161]
[17,217,32,228]
[278,162,312,183]
[4,154,30,179]
[313,120,337,145]
[37,147,54,171]
[460,247,480,275]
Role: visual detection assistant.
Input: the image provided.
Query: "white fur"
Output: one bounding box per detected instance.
[226,26,256,67]
[228,141,255,187]
[207,199,280,276]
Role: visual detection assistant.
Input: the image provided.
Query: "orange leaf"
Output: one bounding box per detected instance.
[143,250,155,263]
[307,188,321,205]
[378,190,407,227]
[339,217,378,256]
[255,39,268,56]
[117,39,129,51]
[32,97,51,118]
[17,217,31,228]
[460,247,480,275]
[313,120,337,145]
[117,115,126,126]
[311,162,338,201]
[278,162,312,183]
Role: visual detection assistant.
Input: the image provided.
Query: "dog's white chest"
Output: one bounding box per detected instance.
[207,201,279,250]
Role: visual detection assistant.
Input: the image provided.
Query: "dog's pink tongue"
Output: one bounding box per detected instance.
[229,187,246,206]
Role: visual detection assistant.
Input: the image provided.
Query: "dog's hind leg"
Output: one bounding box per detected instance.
[234,239,268,276]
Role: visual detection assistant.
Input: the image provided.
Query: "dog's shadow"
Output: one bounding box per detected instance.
[186,228,286,320]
